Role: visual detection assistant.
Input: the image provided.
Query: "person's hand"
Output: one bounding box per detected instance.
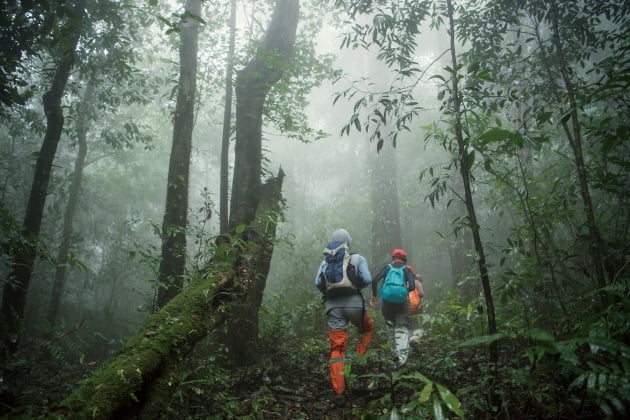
[369,296,377,308]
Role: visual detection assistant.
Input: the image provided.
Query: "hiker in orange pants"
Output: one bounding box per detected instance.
[327,308,373,394]
[315,229,373,395]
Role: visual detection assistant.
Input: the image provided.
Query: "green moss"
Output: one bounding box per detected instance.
[56,174,284,419]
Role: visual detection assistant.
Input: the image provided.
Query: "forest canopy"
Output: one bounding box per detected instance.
[0,0,628,418]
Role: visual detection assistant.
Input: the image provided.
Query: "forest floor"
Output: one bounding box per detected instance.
[1,317,608,419]
[0,330,426,420]
[165,333,429,420]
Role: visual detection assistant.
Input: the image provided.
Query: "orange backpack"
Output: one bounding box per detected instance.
[408,277,424,313]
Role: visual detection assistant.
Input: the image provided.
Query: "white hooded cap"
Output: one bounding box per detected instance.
[331,228,352,246]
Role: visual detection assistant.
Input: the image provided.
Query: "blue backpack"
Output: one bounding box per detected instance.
[380,264,408,303]
[321,241,358,295]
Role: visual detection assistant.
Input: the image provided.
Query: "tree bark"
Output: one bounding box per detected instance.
[219,0,236,234]
[57,173,285,419]
[445,0,498,362]
[155,0,201,309]
[0,0,84,359]
[47,79,93,329]
[223,0,298,366]
[228,0,299,231]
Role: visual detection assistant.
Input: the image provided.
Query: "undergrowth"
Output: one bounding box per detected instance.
[1,278,628,419]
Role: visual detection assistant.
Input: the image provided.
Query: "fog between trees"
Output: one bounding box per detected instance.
[265,20,449,295]
[0,0,628,418]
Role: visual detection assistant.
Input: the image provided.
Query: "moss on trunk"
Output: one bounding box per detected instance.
[56,172,284,419]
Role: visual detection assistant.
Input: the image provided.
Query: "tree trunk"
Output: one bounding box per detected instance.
[219,0,236,234]
[369,144,402,264]
[445,0,498,361]
[47,79,93,329]
[228,0,299,231]
[57,174,285,419]
[155,0,201,310]
[224,0,298,366]
[0,0,84,359]
[548,0,608,307]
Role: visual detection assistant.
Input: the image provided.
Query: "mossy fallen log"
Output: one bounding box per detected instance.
[53,172,284,419]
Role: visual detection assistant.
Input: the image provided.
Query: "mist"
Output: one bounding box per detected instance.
[1,0,628,418]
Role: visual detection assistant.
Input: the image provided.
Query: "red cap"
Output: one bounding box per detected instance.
[391,248,407,263]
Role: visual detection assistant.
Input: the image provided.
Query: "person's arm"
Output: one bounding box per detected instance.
[369,265,388,307]
[314,262,326,295]
[371,265,387,297]
[353,254,372,288]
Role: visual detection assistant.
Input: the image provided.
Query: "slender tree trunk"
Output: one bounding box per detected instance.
[47,79,93,329]
[58,177,285,419]
[224,0,298,366]
[548,0,608,307]
[445,0,498,361]
[0,0,84,359]
[228,0,299,231]
[219,0,236,234]
[155,0,201,310]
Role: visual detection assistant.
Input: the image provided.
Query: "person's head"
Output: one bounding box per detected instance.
[331,228,352,246]
[391,248,407,264]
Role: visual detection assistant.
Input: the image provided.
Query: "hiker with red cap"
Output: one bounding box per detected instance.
[370,248,416,365]
[315,228,374,395]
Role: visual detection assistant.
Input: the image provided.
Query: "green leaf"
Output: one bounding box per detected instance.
[432,396,446,420]
[477,70,495,82]
[235,224,247,234]
[600,401,614,417]
[609,397,627,416]
[466,150,475,168]
[529,329,555,342]
[536,111,553,125]
[508,132,523,148]
[524,135,548,151]
[400,371,431,383]
[479,128,511,143]
[437,384,464,418]
[419,382,433,402]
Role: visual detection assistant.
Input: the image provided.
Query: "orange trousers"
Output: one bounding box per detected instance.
[328,312,373,394]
